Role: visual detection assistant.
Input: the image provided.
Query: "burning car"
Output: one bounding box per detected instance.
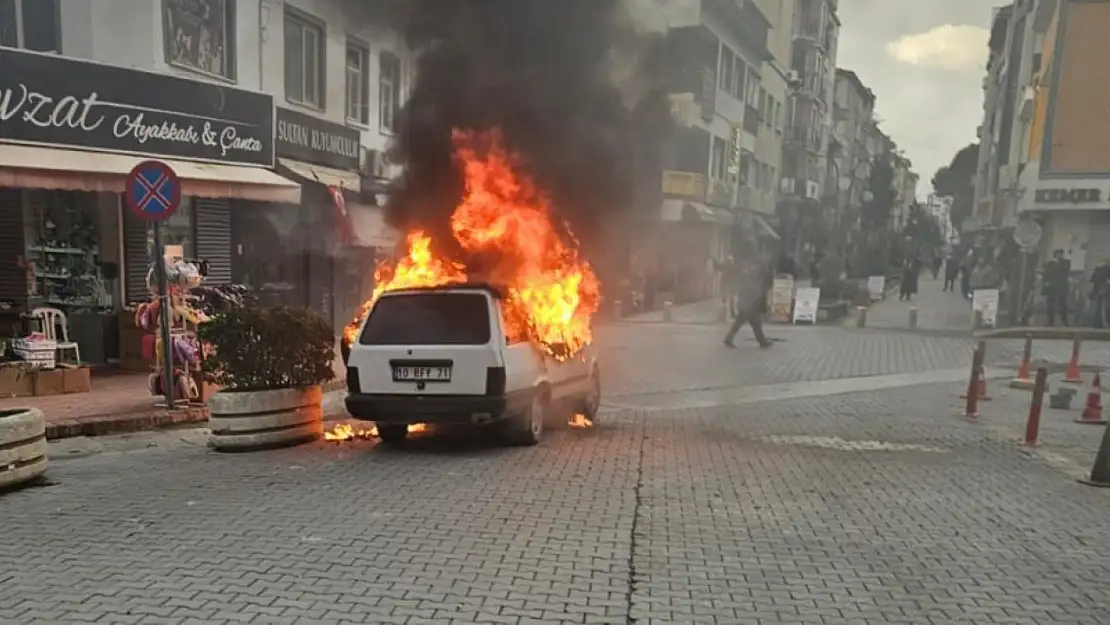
[336,131,602,445]
[344,283,599,445]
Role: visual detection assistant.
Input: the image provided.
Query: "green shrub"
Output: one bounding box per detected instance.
[198,305,335,391]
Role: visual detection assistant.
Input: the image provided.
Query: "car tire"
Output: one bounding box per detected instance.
[376,424,408,444]
[504,391,546,446]
[580,368,601,423]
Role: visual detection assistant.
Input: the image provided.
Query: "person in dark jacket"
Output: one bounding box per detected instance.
[723,255,772,349]
[1043,249,1071,326]
[943,253,959,291]
[899,256,922,300]
[1090,256,1110,327]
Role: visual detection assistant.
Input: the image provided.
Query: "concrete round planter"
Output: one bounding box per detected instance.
[0,407,47,491]
[207,386,324,452]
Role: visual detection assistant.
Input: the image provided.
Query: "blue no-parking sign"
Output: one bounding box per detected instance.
[124,160,182,222]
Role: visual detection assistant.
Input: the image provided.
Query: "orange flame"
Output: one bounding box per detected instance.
[342,130,599,359]
[324,422,427,441]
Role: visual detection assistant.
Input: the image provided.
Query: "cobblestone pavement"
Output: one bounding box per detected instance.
[596,322,976,398]
[4,375,1110,623]
[966,371,1109,477]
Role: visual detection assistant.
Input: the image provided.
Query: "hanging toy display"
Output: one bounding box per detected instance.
[136,257,207,403]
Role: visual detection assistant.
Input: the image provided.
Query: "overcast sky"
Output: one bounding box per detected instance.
[836,0,993,199]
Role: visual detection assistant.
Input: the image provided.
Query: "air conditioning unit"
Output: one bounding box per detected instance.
[361,149,388,178]
[785,70,801,87]
[779,177,794,194]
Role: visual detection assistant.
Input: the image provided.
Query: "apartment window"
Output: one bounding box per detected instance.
[745,73,760,108]
[711,135,728,180]
[774,101,782,132]
[284,9,325,108]
[731,57,745,100]
[760,90,770,124]
[346,40,370,124]
[379,51,402,133]
[0,0,60,51]
[718,46,732,91]
[163,0,235,79]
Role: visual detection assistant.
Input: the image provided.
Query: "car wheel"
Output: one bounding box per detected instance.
[504,391,546,446]
[581,368,601,423]
[376,424,408,444]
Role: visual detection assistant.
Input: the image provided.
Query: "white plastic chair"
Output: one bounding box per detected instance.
[30,307,81,366]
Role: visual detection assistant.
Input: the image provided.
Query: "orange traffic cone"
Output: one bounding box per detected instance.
[1064,338,1083,384]
[961,364,991,401]
[1077,373,1107,425]
[1010,356,1033,390]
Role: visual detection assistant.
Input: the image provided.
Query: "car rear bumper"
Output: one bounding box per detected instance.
[345,391,531,425]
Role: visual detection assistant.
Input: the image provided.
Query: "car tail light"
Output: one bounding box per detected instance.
[485,366,506,396]
[347,368,361,394]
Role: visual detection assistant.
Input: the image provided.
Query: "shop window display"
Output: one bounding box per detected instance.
[23,190,107,311]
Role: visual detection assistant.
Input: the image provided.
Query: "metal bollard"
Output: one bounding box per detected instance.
[908,306,918,329]
[662,301,673,322]
[964,341,985,418]
[613,300,622,319]
[856,306,867,327]
[1024,367,1048,446]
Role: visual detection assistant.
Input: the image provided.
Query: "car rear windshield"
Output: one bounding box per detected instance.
[359,292,493,345]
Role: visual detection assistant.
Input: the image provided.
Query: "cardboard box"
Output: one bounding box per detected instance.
[33,369,65,396]
[0,365,35,398]
[62,367,91,394]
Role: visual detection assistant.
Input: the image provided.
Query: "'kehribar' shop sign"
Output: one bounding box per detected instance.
[0,47,274,167]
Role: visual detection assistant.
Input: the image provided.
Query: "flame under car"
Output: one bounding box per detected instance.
[344,284,600,445]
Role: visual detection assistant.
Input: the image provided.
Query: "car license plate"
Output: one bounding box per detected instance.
[392,365,451,382]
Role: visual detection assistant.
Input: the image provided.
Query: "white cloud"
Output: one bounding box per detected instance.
[885,24,989,72]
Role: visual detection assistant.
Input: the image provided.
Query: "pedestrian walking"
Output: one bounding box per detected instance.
[1089,256,1110,327]
[723,253,773,349]
[931,255,942,280]
[943,253,959,291]
[960,250,975,299]
[1043,249,1071,326]
[899,256,921,301]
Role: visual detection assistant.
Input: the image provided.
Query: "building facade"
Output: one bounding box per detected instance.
[630,0,782,304]
[828,68,874,255]
[0,0,409,365]
[779,0,839,265]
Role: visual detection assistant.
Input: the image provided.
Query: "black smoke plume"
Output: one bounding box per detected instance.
[387,0,671,268]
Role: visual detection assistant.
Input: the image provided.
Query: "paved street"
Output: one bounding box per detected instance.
[4,315,1110,624]
[860,276,973,333]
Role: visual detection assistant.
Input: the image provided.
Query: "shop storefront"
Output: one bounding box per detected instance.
[0,47,300,365]
[236,107,392,331]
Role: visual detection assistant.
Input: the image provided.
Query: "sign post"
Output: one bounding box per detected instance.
[124,160,182,408]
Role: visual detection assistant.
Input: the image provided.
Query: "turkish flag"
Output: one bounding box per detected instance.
[328,185,360,246]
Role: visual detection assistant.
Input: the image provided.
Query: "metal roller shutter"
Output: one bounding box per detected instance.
[195,198,232,286]
[123,209,151,305]
[0,189,26,306]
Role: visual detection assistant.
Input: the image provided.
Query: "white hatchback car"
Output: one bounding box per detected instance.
[344,284,601,445]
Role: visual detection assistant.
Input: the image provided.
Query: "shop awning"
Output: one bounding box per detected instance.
[0,144,301,203]
[278,158,361,191]
[661,198,715,222]
[348,203,400,249]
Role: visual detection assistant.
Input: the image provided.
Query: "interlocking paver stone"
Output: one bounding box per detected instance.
[5,320,1110,624]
